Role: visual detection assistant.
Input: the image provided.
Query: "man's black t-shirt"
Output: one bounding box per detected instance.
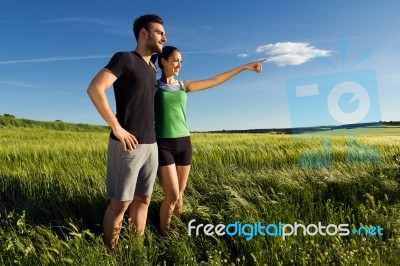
[105,51,157,144]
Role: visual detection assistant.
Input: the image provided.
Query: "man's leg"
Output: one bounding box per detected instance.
[128,195,152,236]
[128,143,158,236]
[103,199,132,251]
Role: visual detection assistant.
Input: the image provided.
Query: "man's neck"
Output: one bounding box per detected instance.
[134,47,152,64]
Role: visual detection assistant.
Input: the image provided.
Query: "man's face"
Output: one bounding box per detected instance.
[145,23,167,53]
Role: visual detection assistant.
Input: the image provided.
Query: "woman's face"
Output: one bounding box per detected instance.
[162,50,182,77]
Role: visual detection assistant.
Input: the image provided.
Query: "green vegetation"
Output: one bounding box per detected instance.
[1,117,399,265]
[0,115,109,132]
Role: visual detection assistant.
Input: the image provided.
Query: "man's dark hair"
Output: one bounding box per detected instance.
[133,14,163,41]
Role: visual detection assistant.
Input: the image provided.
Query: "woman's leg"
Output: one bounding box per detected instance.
[158,164,180,236]
[173,165,191,216]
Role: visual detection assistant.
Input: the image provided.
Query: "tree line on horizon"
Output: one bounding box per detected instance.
[1,114,400,134]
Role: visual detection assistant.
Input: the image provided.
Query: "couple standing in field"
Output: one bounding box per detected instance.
[87,14,265,250]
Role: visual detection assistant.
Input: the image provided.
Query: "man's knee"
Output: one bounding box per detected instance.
[109,199,132,214]
[133,195,151,206]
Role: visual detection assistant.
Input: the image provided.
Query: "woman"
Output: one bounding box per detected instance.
[152,46,265,236]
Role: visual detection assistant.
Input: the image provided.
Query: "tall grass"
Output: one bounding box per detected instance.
[1,118,399,265]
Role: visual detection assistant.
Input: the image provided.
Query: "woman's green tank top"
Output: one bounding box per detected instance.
[155,81,190,138]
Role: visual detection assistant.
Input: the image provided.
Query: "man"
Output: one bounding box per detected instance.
[87,14,166,251]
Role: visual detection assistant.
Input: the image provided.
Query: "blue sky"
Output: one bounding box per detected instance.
[1,0,399,131]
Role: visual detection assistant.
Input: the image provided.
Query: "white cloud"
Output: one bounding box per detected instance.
[1,80,38,88]
[41,17,130,37]
[238,53,249,58]
[56,91,72,96]
[0,55,110,65]
[42,17,115,26]
[256,42,331,67]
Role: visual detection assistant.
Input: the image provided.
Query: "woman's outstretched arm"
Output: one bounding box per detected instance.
[184,59,266,93]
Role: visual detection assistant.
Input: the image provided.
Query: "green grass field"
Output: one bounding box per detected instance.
[1,116,399,265]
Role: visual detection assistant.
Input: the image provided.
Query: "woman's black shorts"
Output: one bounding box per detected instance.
[157,136,192,166]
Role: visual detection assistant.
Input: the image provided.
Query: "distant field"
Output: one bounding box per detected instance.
[303,125,400,137]
[1,117,399,265]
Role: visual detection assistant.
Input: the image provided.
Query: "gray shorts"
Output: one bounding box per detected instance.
[106,138,158,201]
